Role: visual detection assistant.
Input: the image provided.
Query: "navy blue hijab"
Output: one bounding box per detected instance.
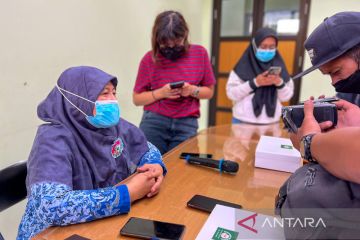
[27,66,149,190]
[234,28,290,117]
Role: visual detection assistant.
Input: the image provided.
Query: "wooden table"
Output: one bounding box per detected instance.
[34,123,291,240]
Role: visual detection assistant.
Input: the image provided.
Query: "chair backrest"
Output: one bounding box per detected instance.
[0,161,27,212]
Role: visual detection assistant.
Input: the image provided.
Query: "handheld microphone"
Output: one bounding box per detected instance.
[185,156,239,174]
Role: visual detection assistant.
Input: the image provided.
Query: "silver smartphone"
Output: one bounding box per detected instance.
[267,66,282,75]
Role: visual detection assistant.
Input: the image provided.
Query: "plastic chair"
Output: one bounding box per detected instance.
[0,161,27,212]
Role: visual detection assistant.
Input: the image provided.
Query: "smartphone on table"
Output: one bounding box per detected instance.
[187,194,242,213]
[179,152,213,159]
[267,66,282,75]
[120,217,185,240]
[170,81,185,89]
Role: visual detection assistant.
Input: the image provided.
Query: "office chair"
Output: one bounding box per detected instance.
[0,161,27,212]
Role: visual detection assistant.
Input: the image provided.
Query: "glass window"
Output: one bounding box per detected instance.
[220,0,254,37]
[263,0,300,35]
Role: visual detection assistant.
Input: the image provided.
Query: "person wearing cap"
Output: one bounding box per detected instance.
[226,27,294,124]
[290,11,360,184]
[17,66,167,239]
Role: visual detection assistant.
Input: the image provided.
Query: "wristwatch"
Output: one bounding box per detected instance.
[300,133,318,163]
[191,86,200,98]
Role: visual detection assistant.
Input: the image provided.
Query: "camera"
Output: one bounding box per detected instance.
[281,101,338,133]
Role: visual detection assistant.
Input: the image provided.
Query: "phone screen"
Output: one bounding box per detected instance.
[179,152,213,159]
[187,195,242,213]
[120,217,185,240]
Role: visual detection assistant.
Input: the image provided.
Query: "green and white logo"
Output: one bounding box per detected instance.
[212,227,239,240]
[281,144,293,150]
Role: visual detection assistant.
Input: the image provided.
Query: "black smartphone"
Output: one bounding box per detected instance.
[170,81,185,89]
[187,194,242,213]
[179,152,213,159]
[64,235,91,240]
[120,217,185,240]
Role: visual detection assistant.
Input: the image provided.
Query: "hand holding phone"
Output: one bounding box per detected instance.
[120,217,185,240]
[187,194,242,213]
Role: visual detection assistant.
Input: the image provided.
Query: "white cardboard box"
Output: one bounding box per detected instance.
[255,135,301,173]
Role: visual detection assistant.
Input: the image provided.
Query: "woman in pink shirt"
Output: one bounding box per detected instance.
[133,11,216,154]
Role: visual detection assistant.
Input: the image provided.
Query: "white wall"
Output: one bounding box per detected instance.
[3,1,358,238]
[0,1,213,239]
[0,0,213,166]
[299,1,360,101]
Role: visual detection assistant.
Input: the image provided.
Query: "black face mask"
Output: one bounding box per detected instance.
[159,46,185,61]
[333,69,360,94]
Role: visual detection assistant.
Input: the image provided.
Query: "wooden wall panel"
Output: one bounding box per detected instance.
[218,41,249,73]
[277,40,296,75]
[215,111,232,125]
[216,77,232,108]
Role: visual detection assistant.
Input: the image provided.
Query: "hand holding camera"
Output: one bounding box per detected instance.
[334,99,360,128]
[282,97,338,133]
[286,100,336,152]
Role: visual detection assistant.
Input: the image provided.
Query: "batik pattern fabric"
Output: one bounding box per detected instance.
[17,142,165,240]
[17,183,129,240]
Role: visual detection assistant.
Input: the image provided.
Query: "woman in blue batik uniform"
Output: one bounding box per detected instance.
[17,66,166,239]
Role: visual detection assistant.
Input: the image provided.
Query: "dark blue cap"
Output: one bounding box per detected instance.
[293,11,360,80]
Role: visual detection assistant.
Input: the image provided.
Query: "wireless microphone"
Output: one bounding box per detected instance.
[185,156,239,173]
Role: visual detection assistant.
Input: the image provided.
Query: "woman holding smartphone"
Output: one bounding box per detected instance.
[133,11,216,154]
[226,27,294,124]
